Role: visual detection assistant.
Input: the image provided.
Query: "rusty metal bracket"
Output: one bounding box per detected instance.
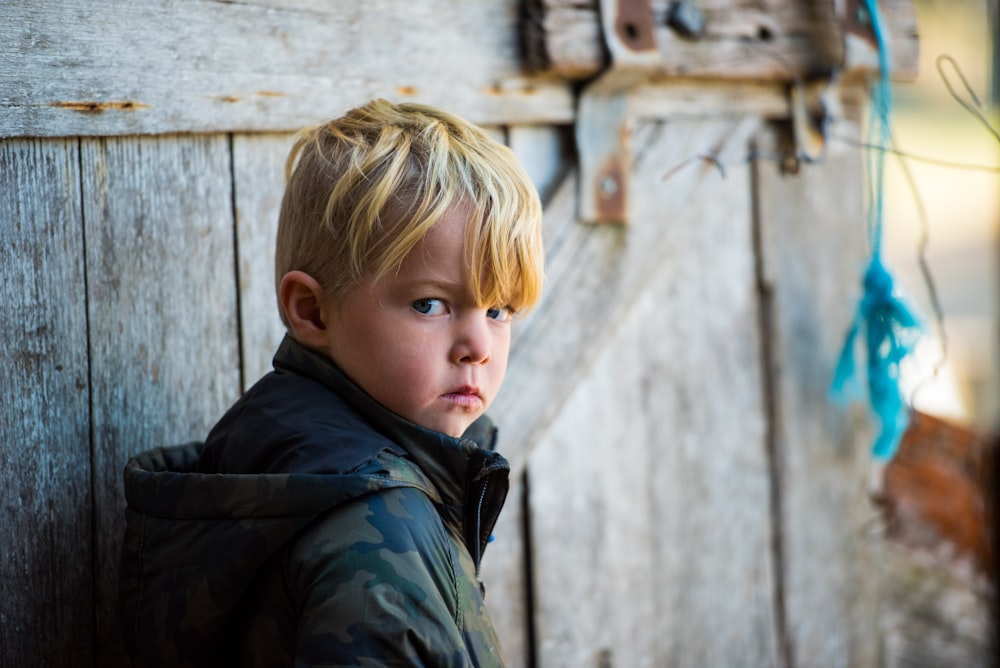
[577,75,634,224]
[576,0,658,224]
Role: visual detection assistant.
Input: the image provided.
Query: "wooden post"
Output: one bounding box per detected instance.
[81,135,242,666]
[753,116,881,665]
[0,138,92,668]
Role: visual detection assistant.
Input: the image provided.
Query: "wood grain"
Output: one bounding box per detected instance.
[81,135,242,666]
[0,138,92,667]
[478,473,533,667]
[524,0,919,82]
[494,118,780,666]
[1,0,573,138]
[507,124,573,206]
[232,133,294,388]
[754,118,881,666]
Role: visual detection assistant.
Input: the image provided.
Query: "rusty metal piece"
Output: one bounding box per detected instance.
[577,76,632,224]
[614,0,657,52]
[667,1,707,40]
[594,157,627,223]
[579,0,655,224]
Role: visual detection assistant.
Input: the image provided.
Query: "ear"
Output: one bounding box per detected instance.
[278,271,331,350]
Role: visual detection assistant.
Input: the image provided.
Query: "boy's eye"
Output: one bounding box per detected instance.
[487,306,514,322]
[412,298,446,315]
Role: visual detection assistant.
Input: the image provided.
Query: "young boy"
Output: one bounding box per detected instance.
[119,99,544,667]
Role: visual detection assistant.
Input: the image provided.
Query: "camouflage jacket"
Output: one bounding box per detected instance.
[120,336,510,667]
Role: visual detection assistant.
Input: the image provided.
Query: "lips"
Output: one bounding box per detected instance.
[441,385,484,410]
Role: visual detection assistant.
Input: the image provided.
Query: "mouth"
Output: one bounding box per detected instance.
[440,385,484,410]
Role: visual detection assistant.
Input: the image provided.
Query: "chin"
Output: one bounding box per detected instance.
[443,421,475,439]
[415,412,478,439]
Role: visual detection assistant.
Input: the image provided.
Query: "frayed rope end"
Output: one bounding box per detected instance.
[830,255,923,460]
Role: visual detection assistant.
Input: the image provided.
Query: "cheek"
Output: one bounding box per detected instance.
[382,329,438,378]
[496,326,512,359]
[490,331,511,380]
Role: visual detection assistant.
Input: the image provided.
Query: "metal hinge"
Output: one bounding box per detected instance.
[576,0,658,225]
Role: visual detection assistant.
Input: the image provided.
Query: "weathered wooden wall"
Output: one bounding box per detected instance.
[2,138,92,666]
[1,2,572,136]
[2,1,922,666]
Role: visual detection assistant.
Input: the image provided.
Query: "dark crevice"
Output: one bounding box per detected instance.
[521,468,539,668]
[77,136,98,668]
[750,132,794,668]
[227,134,246,393]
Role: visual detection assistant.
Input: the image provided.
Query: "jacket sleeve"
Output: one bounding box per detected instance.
[287,486,474,667]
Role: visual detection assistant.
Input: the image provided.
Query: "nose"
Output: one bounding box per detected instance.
[451,313,491,365]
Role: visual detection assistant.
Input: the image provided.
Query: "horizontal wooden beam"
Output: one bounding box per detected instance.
[524,0,919,82]
[0,1,575,137]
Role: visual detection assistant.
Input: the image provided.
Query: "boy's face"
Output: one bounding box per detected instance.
[320,207,512,438]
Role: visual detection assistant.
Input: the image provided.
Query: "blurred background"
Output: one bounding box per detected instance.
[886,0,999,430]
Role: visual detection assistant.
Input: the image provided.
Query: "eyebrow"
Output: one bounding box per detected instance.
[396,276,467,294]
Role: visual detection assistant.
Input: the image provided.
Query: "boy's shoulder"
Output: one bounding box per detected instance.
[199,361,408,475]
[284,484,473,663]
[291,482,450,567]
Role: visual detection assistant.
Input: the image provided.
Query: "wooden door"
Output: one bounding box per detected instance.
[1,1,917,666]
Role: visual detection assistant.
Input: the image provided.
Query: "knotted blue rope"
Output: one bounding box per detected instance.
[831,0,923,461]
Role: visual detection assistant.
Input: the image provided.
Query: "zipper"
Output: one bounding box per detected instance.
[473,478,488,578]
[469,456,508,578]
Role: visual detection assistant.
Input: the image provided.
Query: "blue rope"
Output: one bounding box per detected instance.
[831,0,923,461]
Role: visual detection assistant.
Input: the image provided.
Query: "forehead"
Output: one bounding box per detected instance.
[396,207,473,277]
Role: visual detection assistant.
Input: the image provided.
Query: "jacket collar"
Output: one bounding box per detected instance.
[272,335,508,512]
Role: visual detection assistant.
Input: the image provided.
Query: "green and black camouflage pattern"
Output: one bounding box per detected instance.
[120,337,510,667]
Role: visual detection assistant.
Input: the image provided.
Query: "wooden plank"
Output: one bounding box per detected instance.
[494,116,762,475]
[493,118,779,666]
[753,117,881,666]
[507,124,572,204]
[469,123,547,668]
[83,135,242,666]
[629,81,790,119]
[523,0,919,82]
[523,0,605,79]
[232,133,294,388]
[0,139,92,667]
[479,473,533,668]
[0,0,573,138]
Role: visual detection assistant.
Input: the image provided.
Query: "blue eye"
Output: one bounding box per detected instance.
[412,299,446,315]
[487,306,514,322]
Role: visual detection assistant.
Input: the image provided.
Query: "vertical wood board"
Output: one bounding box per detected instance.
[0,138,93,668]
[232,133,294,388]
[508,119,778,667]
[478,473,532,668]
[476,122,571,668]
[494,116,761,475]
[754,120,881,666]
[507,124,573,205]
[82,135,242,666]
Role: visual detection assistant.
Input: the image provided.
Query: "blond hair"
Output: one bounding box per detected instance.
[275,99,544,324]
